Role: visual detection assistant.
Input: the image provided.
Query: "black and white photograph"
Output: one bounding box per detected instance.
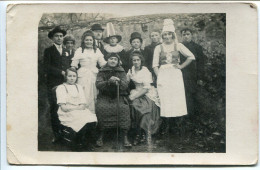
[38,12,226,153]
[6,3,257,165]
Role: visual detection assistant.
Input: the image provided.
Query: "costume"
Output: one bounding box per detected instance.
[71,47,106,114]
[103,44,128,72]
[153,43,195,117]
[95,64,131,130]
[56,83,97,132]
[127,66,161,134]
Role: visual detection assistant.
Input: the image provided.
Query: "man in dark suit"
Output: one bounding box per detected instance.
[180,28,206,121]
[91,24,105,54]
[43,26,71,142]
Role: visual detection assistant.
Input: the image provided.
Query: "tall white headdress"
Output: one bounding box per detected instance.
[162,19,175,33]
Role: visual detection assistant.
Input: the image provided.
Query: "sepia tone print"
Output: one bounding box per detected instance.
[38,13,226,153]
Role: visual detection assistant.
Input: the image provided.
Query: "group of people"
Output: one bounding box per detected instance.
[43,18,206,150]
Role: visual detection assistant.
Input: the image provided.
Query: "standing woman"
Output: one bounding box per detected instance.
[153,19,195,134]
[71,30,106,114]
[127,51,161,145]
[95,53,132,147]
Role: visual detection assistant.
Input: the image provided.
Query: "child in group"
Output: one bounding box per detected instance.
[103,22,128,72]
[55,67,97,150]
[126,32,146,72]
[63,34,76,60]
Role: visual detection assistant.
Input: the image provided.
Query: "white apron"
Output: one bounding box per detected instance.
[57,84,97,132]
[157,64,187,117]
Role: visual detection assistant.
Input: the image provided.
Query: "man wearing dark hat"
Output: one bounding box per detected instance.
[91,24,105,54]
[43,26,71,143]
[126,32,146,72]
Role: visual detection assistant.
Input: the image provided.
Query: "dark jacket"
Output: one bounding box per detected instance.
[43,45,72,89]
[97,41,105,55]
[64,48,75,60]
[180,41,206,93]
[144,42,161,72]
[96,64,129,99]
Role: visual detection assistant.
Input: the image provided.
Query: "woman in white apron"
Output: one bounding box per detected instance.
[153,19,195,134]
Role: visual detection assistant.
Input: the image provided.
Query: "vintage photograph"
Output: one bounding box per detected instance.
[38,12,226,153]
[6,2,257,165]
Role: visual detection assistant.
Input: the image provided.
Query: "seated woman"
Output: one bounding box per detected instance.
[127,51,161,146]
[56,67,97,150]
[95,53,132,147]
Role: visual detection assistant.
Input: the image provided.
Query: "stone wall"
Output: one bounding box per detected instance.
[38,13,226,62]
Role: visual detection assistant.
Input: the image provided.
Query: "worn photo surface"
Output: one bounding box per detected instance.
[38,13,226,153]
[6,3,257,165]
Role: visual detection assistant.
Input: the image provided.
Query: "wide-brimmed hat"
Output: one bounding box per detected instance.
[130,32,143,43]
[48,26,67,39]
[63,34,76,45]
[103,22,122,44]
[91,24,104,31]
[162,19,175,33]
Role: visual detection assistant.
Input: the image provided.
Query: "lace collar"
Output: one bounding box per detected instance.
[104,44,124,53]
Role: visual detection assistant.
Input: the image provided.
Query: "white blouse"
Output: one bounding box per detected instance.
[127,66,160,106]
[152,42,195,68]
[71,47,106,76]
[127,66,152,89]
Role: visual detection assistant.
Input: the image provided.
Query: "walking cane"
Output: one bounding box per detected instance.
[116,81,120,151]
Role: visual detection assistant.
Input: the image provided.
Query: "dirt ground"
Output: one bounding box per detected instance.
[38,82,225,153]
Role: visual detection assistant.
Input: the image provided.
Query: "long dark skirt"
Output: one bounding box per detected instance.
[131,96,161,135]
[96,95,131,130]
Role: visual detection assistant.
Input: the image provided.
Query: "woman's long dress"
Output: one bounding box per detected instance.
[56,83,97,132]
[153,43,195,117]
[95,64,131,130]
[127,66,161,134]
[71,47,106,114]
